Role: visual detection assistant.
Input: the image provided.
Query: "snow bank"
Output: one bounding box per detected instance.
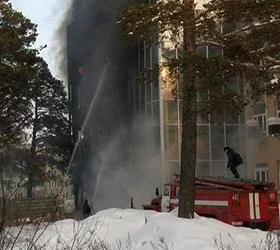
[10,208,271,249]
[35,208,156,249]
[131,210,267,250]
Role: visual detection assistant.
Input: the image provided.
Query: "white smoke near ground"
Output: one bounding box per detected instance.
[81,117,162,211]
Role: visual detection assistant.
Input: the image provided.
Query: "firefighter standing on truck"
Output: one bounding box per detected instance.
[224,146,243,179]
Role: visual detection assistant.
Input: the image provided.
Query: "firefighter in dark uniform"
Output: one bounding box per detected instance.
[224,146,243,179]
[82,199,91,218]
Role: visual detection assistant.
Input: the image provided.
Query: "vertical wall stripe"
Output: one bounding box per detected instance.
[254,193,261,219]
[249,193,255,219]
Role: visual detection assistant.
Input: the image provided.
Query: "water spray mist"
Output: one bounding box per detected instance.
[67,62,110,174]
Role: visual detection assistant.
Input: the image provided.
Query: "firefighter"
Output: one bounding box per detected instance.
[82,199,91,218]
[224,146,243,179]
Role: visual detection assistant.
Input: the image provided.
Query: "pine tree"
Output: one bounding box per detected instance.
[26,58,70,197]
[0,0,38,146]
[0,1,70,198]
[119,0,280,218]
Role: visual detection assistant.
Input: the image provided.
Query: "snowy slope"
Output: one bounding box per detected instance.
[12,208,272,250]
[129,210,267,250]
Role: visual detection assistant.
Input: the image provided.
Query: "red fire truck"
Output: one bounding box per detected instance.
[143,177,279,230]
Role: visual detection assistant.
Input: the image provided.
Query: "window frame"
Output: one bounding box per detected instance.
[253,103,267,132]
[255,164,268,182]
[253,114,266,132]
[276,99,280,118]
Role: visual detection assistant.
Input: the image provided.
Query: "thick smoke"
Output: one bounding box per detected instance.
[61,0,162,211]
[50,0,73,84]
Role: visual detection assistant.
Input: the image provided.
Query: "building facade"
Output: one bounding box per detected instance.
[67,0,280,210]
[245,97,280,191]
[128,37,246,185]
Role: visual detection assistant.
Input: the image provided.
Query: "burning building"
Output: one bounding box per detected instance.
[68,0,273,211]
[67,0,248,211]
[67,0,162,210]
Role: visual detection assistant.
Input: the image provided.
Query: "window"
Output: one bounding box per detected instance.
[211,125,225,160]
[255,115,266,132]
[196,161,211,177]
[146,82,152,102]
[152,102,160,124]
[163,100,178,124]
[255,163,268,182]
[226,126,240,151]
[253,103,266,132]
[164,125,179,160]
[163,186,170,197]
[277,99,280,118]
[196,46,206,57]
[141,84,145,105]
[197,125,210,160]
[208,45,222,59]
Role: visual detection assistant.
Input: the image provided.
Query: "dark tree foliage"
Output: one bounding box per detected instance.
[0,0,38,146]
[26,58,70,197]
[0,1,71,197]
[29,59,70,167]
[119,0,280,218]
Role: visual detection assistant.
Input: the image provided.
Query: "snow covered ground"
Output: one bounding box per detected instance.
[8,208,275,250]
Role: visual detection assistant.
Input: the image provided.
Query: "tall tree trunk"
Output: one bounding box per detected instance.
[27,96,38,198]
[26,174,33,198]
[178,0,197,218]
[0,152,6,233]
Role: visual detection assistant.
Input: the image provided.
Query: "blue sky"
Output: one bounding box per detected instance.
[11,0,71,81]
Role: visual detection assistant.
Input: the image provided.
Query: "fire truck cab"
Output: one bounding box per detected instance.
[143,177,279,230]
